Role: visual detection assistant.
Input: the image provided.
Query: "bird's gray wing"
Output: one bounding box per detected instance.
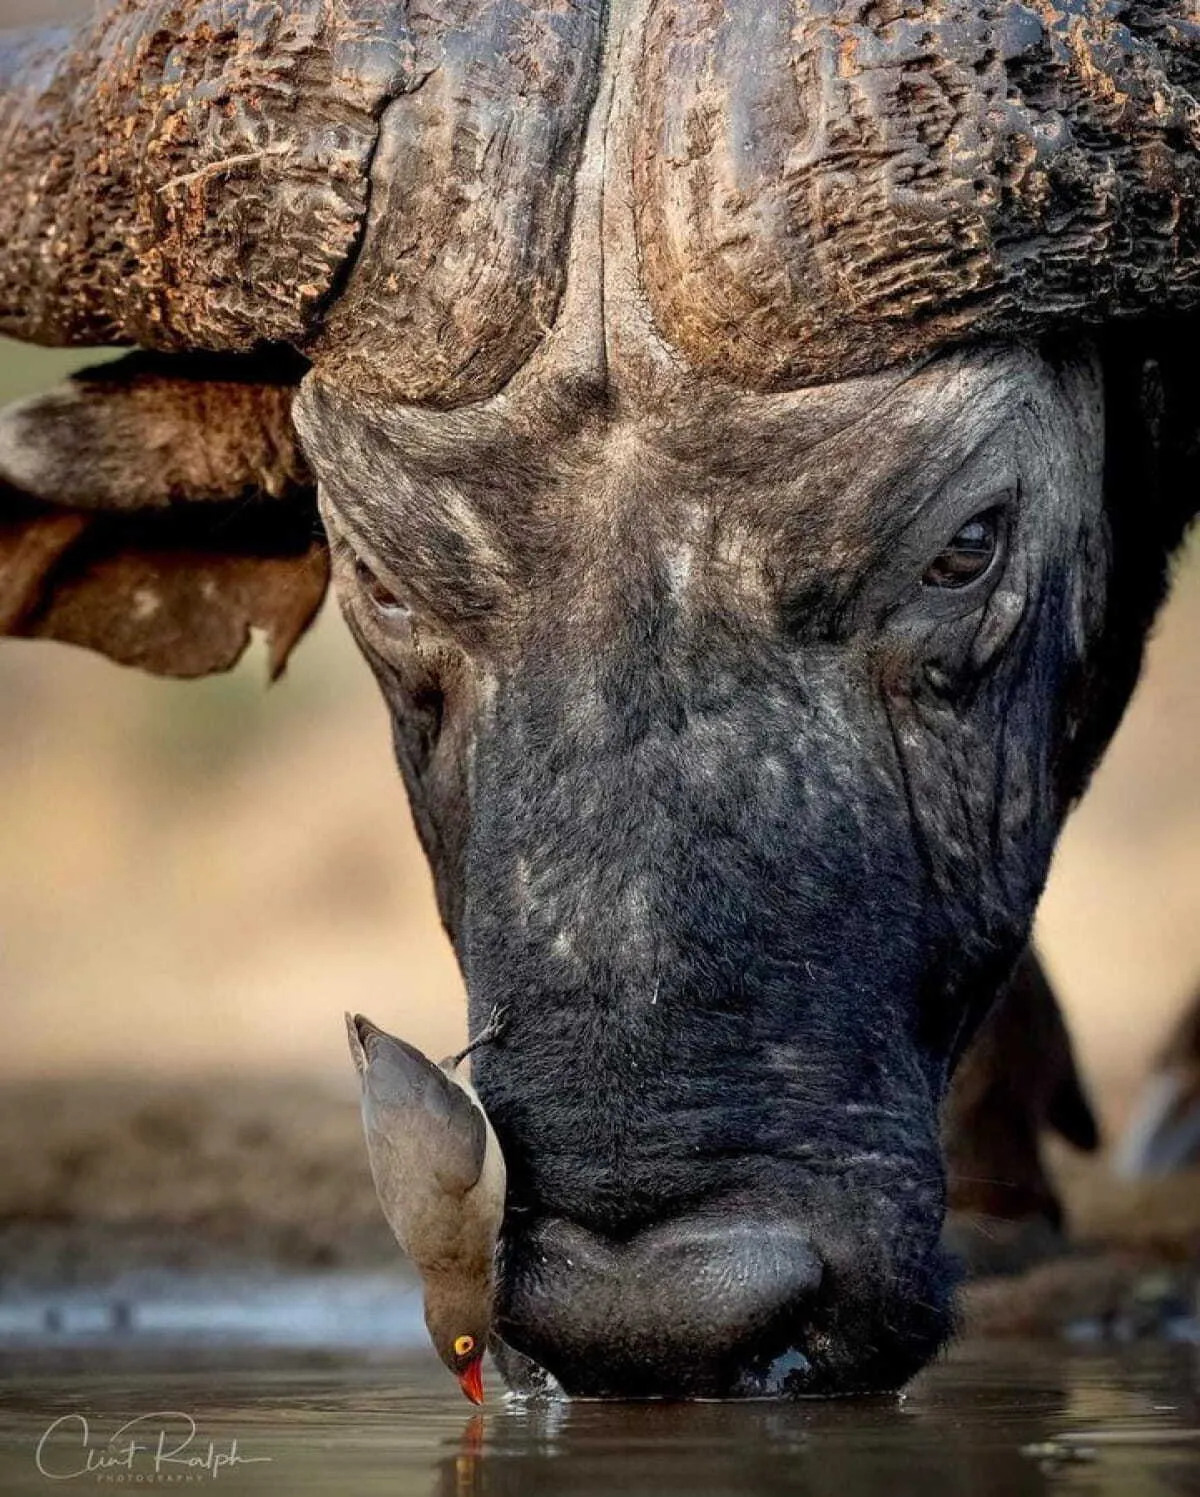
[347,1013,487,1195]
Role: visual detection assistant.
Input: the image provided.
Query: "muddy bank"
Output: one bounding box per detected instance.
[960,1142,1200,1337]
[0,1076,1196,1341]
[0,1076,390,1289]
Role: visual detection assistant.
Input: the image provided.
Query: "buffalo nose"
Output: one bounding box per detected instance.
[495,1212,824,1398]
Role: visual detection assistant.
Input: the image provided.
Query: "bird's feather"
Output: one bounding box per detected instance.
[347,1012,488,1198]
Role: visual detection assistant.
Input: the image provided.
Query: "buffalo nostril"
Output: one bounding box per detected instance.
[629,1218,823,1338]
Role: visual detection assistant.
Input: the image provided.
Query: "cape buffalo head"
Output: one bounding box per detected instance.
[295,337,1122,1396]
[0,0,1196,1396]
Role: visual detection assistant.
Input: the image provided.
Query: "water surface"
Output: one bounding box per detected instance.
[1,1340,1197,1497]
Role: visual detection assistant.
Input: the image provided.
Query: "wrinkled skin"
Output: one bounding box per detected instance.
[296,340,1118,1397]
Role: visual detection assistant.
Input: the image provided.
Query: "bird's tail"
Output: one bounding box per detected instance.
[345,1011,385,1077]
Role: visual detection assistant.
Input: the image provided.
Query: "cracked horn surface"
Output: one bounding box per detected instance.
[0,0,605,404]
[4,1,1200,401]
[0,0,412,351]
[632,0,1200,390]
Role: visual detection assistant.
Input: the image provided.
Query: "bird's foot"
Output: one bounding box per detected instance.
[451,1004,509,1068]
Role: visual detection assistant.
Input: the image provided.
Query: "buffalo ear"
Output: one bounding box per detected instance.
[0,352,328,679]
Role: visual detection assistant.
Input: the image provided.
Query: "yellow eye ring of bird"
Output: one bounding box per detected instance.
[454,1334,476,1358]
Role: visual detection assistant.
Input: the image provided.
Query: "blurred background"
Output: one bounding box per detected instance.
[0,344,471,1082]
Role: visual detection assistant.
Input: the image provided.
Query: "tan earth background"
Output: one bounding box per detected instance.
[0,0,1197,1324]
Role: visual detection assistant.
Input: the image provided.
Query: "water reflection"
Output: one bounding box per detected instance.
[438,1344,1199,1497]
[440,1398,1017,1497]
[0,1341,1196,1497]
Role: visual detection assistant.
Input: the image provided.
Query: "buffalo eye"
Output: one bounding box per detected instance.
[354,554,410,619]
[922,511,1000,590]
